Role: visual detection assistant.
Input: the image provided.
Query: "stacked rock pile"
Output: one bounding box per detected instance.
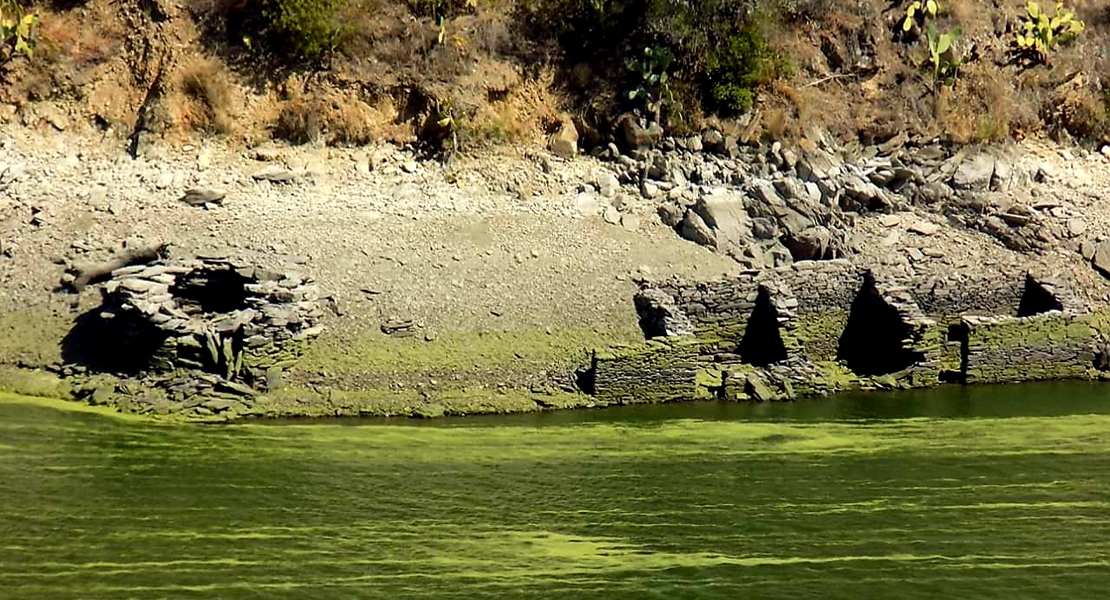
[98,254,324,387]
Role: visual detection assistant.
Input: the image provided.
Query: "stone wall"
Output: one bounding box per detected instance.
[601,262,1104,404]
[593,339,702,405]
[959,312,1099,384]
[73,255,325,418]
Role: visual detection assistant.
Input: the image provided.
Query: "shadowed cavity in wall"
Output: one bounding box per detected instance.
[170,269,251,314]
[836,275,923,376]
[1017,273,1063,317]
[61,306,171,375]
[739,286,787,366]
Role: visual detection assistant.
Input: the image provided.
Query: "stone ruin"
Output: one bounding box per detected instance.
[92,255,324,397]
[590,261,1108,405]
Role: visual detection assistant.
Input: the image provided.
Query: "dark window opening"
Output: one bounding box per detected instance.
[171,269,251,315]
[836,276,924,376]
[739,287,788,366]
[1016,274,1063,317]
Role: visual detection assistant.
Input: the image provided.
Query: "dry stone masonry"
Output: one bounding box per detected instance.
[76,254,325,418]
[591,262,1110,405]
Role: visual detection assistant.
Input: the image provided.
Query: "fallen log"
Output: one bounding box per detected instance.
[71,242,170,293]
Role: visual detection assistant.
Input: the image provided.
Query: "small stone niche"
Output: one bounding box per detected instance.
[98,255,324,387]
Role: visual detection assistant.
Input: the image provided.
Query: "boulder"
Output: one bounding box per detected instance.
[916,181,953,205]
[702,130,726,153]
[575,192,599,216]
[908,221,940,236]
[773,178,807,201]
[619,114,663,152]
[797,149,841,181]
[252,165,297,184]
[657,202,685,227]
[679,210,717,248]
[991,156,1013,191]
[692,189,753,252]
[1081,240,1097,261]
[751,217,778,240]
[548,118,579,158]
[772,206,813,241]
[764,239,794,267]
[841,174,892,212]
[784,225,832,261]
[596,172,620,198]
[1092,241,1110,279]
[179,187,227,207]
[620,213,641,231]
[952,153,996,191]
[744,372,779,402]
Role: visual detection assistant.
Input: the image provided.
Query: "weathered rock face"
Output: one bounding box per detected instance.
[596,129,1090,273]
[96,255,324,387]
[1092,241,1110,278]
[691,188,753,254]
[671,177,854,268]
[619,114,664,153]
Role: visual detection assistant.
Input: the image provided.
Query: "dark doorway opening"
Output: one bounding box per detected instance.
[836,277,924,376]
[1016,273,1063,317]
[61,309,170,375]
[739,287,788,366]
[171,269,251,315]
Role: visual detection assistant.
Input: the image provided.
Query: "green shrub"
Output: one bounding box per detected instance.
[262,0,342,61]
[925,24,962,91]
[0,0,38,63]
[1014,1,1084,66]
[704,23,784,114]
[515,0,787,123]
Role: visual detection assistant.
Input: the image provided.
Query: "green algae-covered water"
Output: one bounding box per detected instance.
[4,382,1110,599]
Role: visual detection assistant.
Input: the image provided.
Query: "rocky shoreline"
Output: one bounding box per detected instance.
[3,124,1110,421]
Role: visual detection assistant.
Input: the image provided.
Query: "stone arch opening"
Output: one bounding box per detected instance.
[836,276,924,376]
[1016,273,1063,317]
[170,268,251,316]
[739,286,788,367]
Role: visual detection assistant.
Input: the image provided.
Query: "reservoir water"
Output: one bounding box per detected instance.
[3,382,1110,599]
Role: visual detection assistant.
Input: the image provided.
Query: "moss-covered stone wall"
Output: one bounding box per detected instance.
[607,263,1106,403]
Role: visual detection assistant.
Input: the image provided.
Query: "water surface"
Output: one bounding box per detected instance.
[3,382,1110,599]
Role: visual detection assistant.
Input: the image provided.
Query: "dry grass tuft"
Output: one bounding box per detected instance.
[273,85,417,146]
[178,60,235,135]
[1052,80,1109,144]
[274,90,326,144]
